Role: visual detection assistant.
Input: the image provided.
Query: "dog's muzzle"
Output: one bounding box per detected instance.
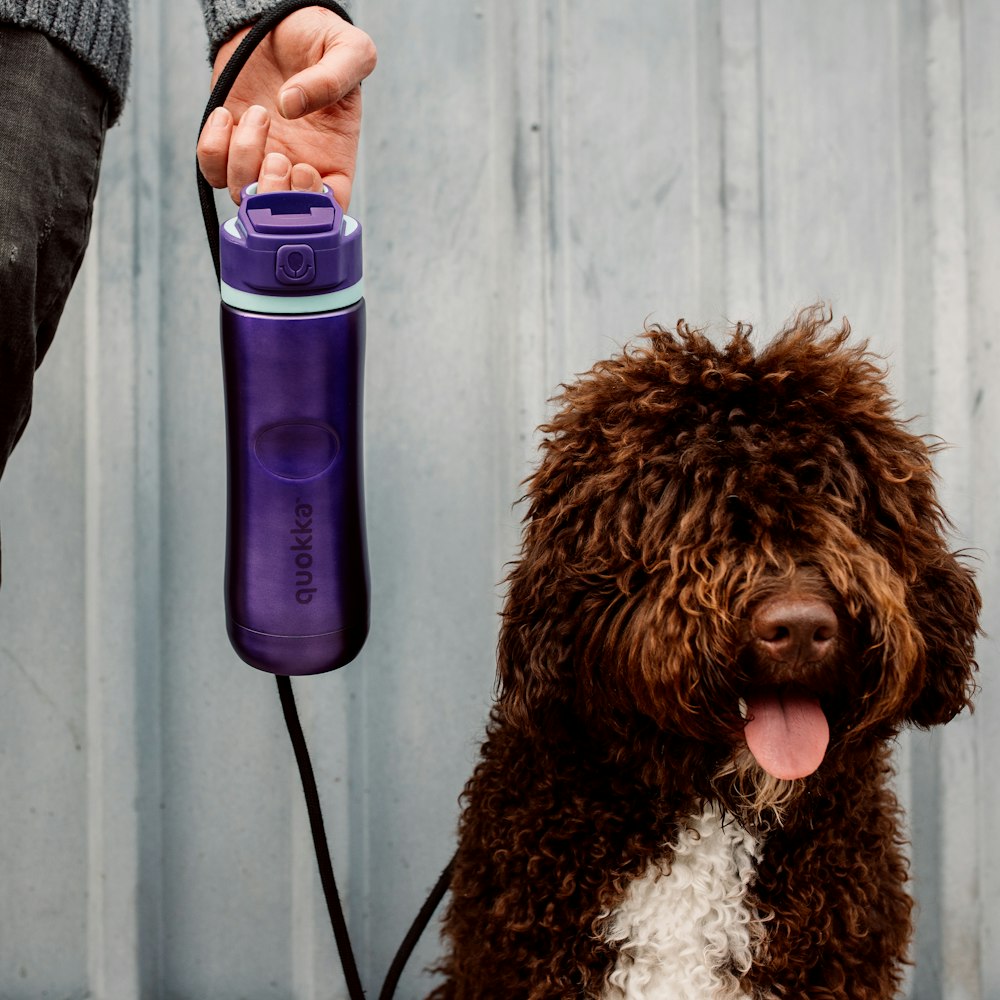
[741,595,838,781]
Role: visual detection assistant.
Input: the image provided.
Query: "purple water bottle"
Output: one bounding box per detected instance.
[220,184,368,675]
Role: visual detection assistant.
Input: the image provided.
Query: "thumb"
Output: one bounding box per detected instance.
[278,29,376,119]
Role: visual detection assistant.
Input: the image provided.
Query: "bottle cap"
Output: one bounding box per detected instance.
[220,184,363,311]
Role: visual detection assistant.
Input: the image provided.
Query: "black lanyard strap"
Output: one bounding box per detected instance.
[277,674,365,999]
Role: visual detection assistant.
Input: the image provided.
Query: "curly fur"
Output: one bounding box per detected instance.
[600,804,764,999]
[432,307,981,999]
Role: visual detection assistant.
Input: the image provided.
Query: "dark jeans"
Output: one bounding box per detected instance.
[0,26,108,580]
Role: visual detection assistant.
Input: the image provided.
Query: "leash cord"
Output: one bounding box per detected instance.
[377,855,456,1000]
[277,675,366,999]
[197,4,455,995]
[279,672,457,1000]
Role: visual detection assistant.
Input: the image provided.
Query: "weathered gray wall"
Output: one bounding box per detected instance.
[0,0,996,996]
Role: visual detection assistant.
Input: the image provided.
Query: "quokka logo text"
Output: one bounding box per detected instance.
[290,498,316,604]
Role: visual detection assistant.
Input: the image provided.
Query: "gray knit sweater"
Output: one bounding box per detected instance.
[0,0,351,125]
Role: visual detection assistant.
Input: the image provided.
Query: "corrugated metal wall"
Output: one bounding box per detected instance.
[0,0,996,996]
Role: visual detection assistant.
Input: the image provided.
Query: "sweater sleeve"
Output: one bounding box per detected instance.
[199,0,353,63]
[0,0,131,123]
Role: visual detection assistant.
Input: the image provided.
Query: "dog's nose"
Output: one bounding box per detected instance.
[752,598,838,663]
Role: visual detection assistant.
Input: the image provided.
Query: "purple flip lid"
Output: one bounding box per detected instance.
[220,185,362,297]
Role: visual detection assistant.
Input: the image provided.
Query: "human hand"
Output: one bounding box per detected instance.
[196,6,376,207]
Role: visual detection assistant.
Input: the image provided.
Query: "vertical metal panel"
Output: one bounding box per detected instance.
[756,1,905,340]
[544,0,722,382]
[918,3,980,996]
[0,1,997,997]
[961,0,1000,995]
[358,1,506,991]
[720,0,764,324]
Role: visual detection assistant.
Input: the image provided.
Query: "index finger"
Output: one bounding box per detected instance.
[197,106,234,188]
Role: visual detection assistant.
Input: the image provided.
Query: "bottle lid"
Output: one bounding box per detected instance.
[220,184,363,312]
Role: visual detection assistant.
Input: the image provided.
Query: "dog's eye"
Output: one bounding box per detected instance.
[725,495,756,543]
[797,462,824,490]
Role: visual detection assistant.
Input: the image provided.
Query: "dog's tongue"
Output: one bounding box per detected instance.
[744,693,829,780]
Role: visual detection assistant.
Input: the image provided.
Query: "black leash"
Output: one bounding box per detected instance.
[278,676,455,999]
[378,855,456,1000]
[276,675,366,998]
[197,5,454,995]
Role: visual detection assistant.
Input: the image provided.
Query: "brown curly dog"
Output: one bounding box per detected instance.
[432,309,980,999]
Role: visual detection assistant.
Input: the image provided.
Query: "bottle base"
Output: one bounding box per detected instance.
[228,619,368,675]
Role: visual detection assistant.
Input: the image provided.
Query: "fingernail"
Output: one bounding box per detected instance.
[262,152,289,179]
[290,164,320,191]
[244,105,268,126]
[209,107,229,128]
[279,86,307,119]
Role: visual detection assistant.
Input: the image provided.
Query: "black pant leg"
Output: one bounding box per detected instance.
[0,25,109,474]
[0,26,108,581]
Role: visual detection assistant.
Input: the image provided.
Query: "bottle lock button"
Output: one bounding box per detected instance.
[275,244,316,285]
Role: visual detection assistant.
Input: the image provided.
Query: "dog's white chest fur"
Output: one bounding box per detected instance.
[600,805,763,1000]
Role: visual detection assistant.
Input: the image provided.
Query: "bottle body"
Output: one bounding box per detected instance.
[221,299,368,675]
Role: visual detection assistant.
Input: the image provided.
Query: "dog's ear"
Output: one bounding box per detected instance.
[495,542,582,738]
[496,623,574,736]
[850,420,981,729]
[905,553,980,727]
